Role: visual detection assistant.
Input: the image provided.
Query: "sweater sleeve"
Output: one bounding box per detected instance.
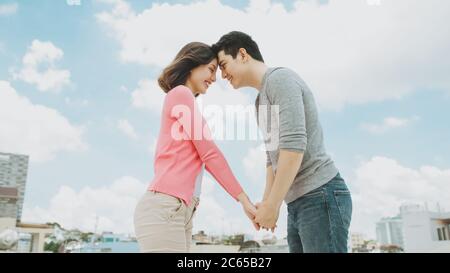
[166,85,244,201]
[266,69,307,152]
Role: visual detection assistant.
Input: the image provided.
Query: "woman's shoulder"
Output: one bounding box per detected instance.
[165,85,193,102]
[169,85,192,95]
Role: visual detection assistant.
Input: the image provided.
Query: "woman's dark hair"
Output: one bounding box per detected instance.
[158,42,216,93]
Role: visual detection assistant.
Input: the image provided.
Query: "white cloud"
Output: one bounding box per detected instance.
[0,81,87,163]
[148,136,157,156]
[193,176,229,234]
[195,174,288,239]
[96,0,450,110]
[64,97,89,107]
[22,173,260,237]
[197,80,256,140]
[0,3,18,16]
[22,176,147,234]
[361,116,419,134]
[117,118,138,140]
[120,85,128,93]
[197,80,253,107]
[349,156,450,239]
[13,40,71,92]
[130,78,256,141]
[131,79,165,114]
[20,158,284,238]
[195,176,266,237]
[242,144,266,186]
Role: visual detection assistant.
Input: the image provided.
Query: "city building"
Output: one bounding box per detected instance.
[376,203,450,253]
[0,152,53,253]
[0,152,29,220]
[376,215,404,249]
[401,204,450,252]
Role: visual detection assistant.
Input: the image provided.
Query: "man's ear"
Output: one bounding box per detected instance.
[239,48,249,62]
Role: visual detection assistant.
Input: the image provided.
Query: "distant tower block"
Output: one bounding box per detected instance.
[0,152,29,222]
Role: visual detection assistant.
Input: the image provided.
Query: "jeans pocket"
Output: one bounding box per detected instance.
[333,190,352,229]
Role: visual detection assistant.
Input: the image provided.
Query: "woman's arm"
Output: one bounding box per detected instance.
[167,86,243,200]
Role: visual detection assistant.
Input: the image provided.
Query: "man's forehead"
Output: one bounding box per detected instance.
[217,50,229,61]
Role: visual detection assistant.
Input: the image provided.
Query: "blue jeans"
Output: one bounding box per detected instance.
[287,173,352,253]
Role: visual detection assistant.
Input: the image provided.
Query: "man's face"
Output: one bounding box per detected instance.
[217,50,246,89]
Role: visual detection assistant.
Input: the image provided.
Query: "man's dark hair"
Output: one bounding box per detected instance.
[212,31,264,62]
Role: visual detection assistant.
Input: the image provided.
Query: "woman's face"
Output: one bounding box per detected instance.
[187,58,218,95]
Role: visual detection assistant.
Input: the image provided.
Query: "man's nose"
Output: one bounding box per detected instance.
[221,69,227,79]
[211,73,216,82]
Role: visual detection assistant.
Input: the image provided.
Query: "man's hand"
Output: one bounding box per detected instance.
[254,201,280,233]
[255,202,277,232]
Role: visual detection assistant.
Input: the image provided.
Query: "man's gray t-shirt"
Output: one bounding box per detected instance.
[256,67,339,204]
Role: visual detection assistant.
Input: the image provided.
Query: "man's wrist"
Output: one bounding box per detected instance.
[266,196,282,210]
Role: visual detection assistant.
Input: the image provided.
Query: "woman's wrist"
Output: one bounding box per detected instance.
[237,192,249,204]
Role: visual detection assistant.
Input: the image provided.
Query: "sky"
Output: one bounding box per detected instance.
[1,0,450,241]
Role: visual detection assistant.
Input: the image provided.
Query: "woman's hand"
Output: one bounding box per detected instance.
[237,192,260,230]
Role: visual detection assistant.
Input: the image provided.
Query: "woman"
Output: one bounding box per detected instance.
[134,42,257,253]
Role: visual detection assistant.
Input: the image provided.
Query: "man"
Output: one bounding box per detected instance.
[212,31,352,253]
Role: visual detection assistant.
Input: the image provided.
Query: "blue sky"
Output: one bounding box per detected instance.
[1,0,450,240]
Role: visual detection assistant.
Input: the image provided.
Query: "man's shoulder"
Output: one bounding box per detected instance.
[266,67,301,84]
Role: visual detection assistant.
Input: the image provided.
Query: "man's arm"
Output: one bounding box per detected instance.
[255,150,303,229]
[255,69,306,229]
[262,165,275,201]
[266,150,303,209]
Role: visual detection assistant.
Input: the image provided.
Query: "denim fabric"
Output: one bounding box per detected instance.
[287,173,352,253]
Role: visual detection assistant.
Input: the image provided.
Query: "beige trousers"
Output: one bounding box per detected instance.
[134,191,199,253]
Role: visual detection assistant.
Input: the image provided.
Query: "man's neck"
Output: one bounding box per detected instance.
[247,62,269,91]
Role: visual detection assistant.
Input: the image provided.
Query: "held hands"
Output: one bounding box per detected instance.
[254,201,279,233]
[238,193,279,233]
